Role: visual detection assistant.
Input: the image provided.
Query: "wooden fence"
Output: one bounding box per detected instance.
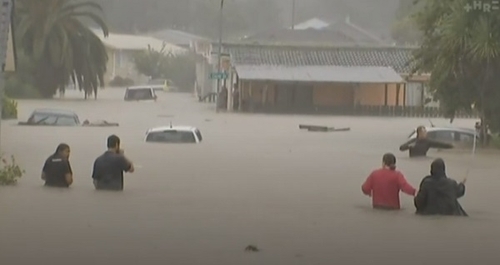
[241,104,477,119]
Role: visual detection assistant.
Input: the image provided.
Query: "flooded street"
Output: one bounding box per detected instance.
[1,89,499,265]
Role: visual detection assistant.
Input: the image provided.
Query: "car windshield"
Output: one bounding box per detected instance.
[148,79,165,85]
[146,130,196,143]
[126,88,154,100]
[30,113,78,126]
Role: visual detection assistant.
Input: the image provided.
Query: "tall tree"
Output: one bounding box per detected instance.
[391,0,422,44]
[412,0,500,140]
[16,0,109,98]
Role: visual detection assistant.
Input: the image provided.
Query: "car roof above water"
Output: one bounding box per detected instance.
[147,126,197,133]
[32,108,78,117]
[424,126,476,134]
[127,86,154,90]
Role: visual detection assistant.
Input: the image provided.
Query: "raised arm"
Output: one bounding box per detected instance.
[414,179,429,212]
[397,173,416,196]
[399,138,417,151]
[455,181,466,198]
[119,155,134,173]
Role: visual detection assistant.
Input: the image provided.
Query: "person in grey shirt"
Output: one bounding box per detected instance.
[92,135,135,191]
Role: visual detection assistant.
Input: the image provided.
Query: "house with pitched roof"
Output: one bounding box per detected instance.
[288,16,394,46]
[148,29,210,49]
[195,41,431,114]
[91,29,187,85]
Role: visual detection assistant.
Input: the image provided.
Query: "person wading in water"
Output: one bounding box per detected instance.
[92,135,135,191]
[414,158,467,216]
[41,143,73,188]
[362,153,417,210]
[399,126,453,158]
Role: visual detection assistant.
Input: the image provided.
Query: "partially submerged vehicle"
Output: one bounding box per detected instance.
[145,125,202,143]
[18,109,80,126]
[18,109,119,127]
[124,86,157,101]
[407,126,479,148]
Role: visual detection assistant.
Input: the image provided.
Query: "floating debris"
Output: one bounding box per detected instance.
[245,245,260,252]
[299,124,350,132]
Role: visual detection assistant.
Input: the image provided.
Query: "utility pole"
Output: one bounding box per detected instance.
[215,0,224,113]
[0,0,14,148]
[291,0,296,29]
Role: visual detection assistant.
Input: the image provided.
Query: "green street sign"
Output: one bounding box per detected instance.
[210,72,228,79]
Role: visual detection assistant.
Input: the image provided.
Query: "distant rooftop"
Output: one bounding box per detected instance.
[288,16,394,46]
[90,29,187,54]
[149,29,209,46]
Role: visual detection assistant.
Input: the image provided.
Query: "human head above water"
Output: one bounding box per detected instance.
[107,134,121,151]
[430,158,446,176]
[382,153,396,170]
[416,126,427,138]
[55,143,70,159]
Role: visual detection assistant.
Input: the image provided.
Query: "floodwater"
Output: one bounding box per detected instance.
[1,89,499,265]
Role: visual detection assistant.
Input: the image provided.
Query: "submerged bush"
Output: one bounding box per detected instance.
[1,96,18,119]
[0,155,25,186]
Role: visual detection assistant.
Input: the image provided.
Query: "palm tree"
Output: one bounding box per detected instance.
[412,0,500,142]
[16,0,109,99]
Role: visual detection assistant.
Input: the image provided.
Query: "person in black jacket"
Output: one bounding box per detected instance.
[41,143,73,188]
[399,126,454,157]
[414,158,467,216]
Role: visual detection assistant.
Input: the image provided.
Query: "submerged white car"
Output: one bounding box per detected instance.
[408,126,479,147]
[145,126,202,143]
[124,86,157,101]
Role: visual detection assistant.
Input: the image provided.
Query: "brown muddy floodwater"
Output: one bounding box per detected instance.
[0,89,499,265]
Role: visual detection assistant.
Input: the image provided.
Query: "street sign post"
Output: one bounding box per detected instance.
[210,72,228,80]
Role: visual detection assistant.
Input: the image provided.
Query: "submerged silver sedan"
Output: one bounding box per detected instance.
[408,126,479,147]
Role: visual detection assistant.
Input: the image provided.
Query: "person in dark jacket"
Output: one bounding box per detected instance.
[41,143,73,188]
[414,158,467,216]
[399,126,454,157]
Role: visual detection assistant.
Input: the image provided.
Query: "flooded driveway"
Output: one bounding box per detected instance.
[1,89,499,265]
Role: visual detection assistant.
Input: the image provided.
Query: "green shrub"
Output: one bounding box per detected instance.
[4,73,41,99]
[491,135,500,149]
[0,155,25,186]
[1,96,18,120]
[109,76,135,87]
[163,52,197,93]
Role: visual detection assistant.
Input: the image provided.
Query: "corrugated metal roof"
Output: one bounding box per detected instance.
[90,29,187,54]
[213,43,415,73]
[234,65,404,83]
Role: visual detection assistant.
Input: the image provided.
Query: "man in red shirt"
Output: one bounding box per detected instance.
[362,153,416,210]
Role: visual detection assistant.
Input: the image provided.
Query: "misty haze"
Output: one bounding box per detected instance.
[1,0,500,265]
